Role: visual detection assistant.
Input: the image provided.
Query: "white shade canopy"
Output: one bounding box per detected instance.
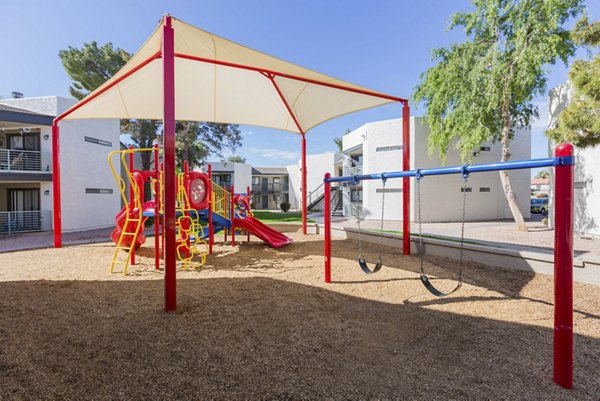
[58,16,405,134]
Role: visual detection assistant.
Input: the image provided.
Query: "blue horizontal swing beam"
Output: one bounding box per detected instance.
[324,156,574,184]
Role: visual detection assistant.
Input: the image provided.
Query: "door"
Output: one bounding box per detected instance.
[261,195,269,209]
[261,177,269,192]
[7,188,41,231]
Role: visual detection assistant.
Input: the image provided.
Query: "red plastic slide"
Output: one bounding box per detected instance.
[233,216,292,248]
[110,201,154,250]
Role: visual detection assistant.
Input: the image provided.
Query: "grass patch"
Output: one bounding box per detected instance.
[252,211,314,224]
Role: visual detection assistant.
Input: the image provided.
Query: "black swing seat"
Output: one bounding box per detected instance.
[358,255,383,274]
[420,274,462,297]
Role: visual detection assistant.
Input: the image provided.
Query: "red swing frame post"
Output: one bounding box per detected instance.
[553,143,574,389]
[323,172,332,283]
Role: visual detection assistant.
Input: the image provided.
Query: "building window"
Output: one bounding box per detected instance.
[375,145,402,152]
[375,188,402,193]
[273,177,280,183]
[86,188,113,194]
[85,136,112,147]
[479,187,491,192]
[460,187,473,193]
[350,189,363,202]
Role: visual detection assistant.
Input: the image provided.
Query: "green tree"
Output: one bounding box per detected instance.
[60,42,243,171]
[413,0,583,231]
[176,122,242,169]
[58,41,131,100]
[226,155,247,163]
[547,17,600,147]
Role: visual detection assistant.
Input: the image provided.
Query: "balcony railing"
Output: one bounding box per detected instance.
[252,183,289,193]
[0,210,51,235]
[343,165,363,177]
[0,149,51,172]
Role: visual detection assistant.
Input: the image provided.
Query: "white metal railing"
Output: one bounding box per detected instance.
[0,210,51,235]
[343,165,363,177]
[0,149,51,172]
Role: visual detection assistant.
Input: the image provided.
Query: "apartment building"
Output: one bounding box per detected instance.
[339,117,531,222]
[0,96,120,235]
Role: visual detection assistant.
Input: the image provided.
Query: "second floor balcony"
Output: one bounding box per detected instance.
[0,149,51,173]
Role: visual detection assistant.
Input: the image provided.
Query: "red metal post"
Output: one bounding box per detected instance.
[154,144,160,270]
[324,173,331,283]
[51,123,62,248]
[301,133,307,235]
[402,103,410,255]
[553,143,574,389]
[246,186,251,242]
[161,162,165,259]
[162,15,177,312]
[230,185,235,247]
[208,164,213,254]
[129,146,136,265]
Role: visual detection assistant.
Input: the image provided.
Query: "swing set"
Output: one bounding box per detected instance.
[323,143,575,389]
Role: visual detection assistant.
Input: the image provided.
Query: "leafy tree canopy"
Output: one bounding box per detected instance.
[547,16,600,148]
[226,155,247,163]
[59,41,131,100]
[413,0,583,162]
[413,0,583,231]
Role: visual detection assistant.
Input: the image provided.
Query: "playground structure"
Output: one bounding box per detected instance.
[323,143,575,389]
[44,14,582,392]
[107,145,292,275]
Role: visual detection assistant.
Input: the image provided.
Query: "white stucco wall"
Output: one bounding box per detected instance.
[286,164,300,209]
[2,96,121,232]
[233,162,252,193]
[341,116,531,222]
[548,83,600,236]
[287,152,335,211]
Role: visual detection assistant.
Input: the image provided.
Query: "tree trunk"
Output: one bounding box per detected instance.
[499,112,527,232]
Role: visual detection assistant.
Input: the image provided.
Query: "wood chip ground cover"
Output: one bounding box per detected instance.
[0,232,598,400]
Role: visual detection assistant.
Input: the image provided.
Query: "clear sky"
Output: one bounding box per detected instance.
[1,0,598,169]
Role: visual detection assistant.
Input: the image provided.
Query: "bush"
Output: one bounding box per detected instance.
[250,202,256,210]
[280,201,291,212]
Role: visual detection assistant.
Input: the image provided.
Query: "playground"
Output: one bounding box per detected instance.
[1,232,599,399]
[3,13,594,398]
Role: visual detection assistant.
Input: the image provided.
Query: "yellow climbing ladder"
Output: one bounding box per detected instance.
[107,148,152,275]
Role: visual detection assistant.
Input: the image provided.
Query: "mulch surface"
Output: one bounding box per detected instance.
[0,231,598,400]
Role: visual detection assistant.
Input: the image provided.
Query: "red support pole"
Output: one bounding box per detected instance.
[402,104,411,255]
[246,186,251,242]
[208,164,213,254]
[230,185,235,247]
[324,173,331,283]
[154,144,160,270]
[162,15,177,312]
[51,123,62,248]
[129,146,136,266]
[301,133,307,235]
[553,143,574,389]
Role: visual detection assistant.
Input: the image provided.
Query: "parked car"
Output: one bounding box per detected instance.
[530,197,548,215]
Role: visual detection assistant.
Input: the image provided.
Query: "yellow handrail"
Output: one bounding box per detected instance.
[211,182,230,221]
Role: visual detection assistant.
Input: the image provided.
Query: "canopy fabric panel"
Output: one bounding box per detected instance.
[61,16,401,134]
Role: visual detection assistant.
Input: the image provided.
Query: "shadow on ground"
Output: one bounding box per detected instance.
[1,276,598,400]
